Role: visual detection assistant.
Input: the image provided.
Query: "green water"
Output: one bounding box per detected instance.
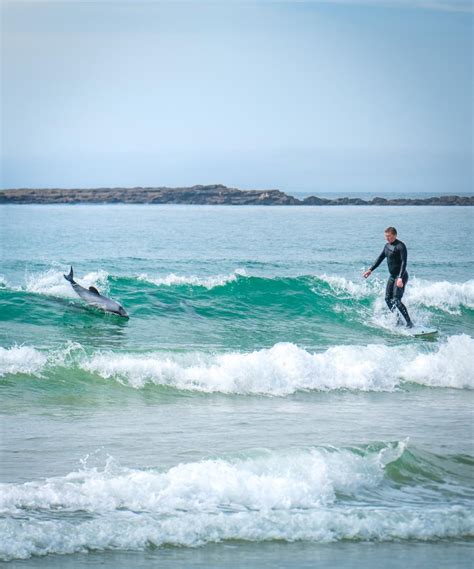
[1,205,473,567]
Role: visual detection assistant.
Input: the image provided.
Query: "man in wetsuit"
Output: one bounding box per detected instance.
[363,226,413,328]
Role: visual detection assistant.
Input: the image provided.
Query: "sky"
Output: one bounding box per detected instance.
[1,0,472,192]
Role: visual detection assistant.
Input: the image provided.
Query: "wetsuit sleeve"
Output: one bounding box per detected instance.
[397,242,407,277]
[370,249,386,272]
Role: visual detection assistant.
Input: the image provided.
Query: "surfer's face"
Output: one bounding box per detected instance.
[385,231,396,244]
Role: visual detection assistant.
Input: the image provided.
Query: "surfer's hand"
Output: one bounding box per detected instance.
[363,270,372,279]
[396,278,403,288]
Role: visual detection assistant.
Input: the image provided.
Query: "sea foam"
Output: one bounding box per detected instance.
[0,343,82,378]
[24,268,109,299]
[138,269,246,289]
[2,506,470,561]
[405,278,474,314]
[82,335,474,393]
[0,346,47,377]
[402,334,474,389]
[318,274,380,299]
[1,444,402,514]
[319,274,474,313]
[1,442,472,560]
[2,336,472,392]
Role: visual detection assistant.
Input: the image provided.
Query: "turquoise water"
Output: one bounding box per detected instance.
[1,205,473,567]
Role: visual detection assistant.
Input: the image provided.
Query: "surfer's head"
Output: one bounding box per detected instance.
[384,226,397,244]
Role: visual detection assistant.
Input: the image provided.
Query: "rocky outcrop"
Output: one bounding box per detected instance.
[0,185,299,205]
[0,185,472,205]
[302,195,474,206]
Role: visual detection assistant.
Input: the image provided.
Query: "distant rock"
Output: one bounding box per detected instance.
[302,195,474,206]
[0,185,299,205]
[0,185,472,205]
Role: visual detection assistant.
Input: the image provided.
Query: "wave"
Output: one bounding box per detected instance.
[405,334,474,388]
[1,443,407,515]
[82,335,474,393]
[25,268,110,299]
[1,442,472,560]
[138,268,247,289]
[2,269,472,315]
[405,278,474,314]
[0,343,81,378]
[320,274,474,313]
[0,345,47,377]
[2,335,473,392]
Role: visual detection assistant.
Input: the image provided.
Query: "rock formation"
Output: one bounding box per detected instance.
[0,185,472,205]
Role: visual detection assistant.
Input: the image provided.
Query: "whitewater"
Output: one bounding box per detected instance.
[1,204,473,568]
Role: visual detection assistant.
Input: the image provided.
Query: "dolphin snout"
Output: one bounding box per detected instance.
[117,306,129,318]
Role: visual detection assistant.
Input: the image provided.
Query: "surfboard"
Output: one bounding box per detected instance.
[407,327,439,338]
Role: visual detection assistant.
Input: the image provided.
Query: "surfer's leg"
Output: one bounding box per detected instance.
[393,300,412,327]
[392,274,413,327]
[385,277,397,314]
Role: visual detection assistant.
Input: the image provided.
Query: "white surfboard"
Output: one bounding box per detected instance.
[407,327,439,338]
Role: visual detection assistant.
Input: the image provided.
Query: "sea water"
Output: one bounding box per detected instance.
[0,204,473,568]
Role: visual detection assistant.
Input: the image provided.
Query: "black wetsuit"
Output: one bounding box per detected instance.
[370,239,413,327]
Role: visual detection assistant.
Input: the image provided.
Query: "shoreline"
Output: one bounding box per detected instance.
[0,184,473,205]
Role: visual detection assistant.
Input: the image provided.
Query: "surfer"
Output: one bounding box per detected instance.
[363,226,413,328]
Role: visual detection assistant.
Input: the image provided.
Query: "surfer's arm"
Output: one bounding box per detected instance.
[370,249,386,272]
[397,242,407,277]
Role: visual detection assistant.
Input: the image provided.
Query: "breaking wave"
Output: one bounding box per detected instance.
[2,335,472,392]
[0,345,47,377]
[1,441,472,560]
[3,268,111,299]
[1,269,472,314]
[138,269,247,289]
[319,274,474,313]
[81,335,474,393]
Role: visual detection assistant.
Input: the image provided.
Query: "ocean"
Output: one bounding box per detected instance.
[1,204,473,568]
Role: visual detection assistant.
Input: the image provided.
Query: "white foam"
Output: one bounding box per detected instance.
[318,274,474,314]
[369,295,433,334]
[401,334,474,389]
[82,343,401,393]
[82,336,473,393]
[3,337,472,391]
[24,268,109,299]
[138,269,247,289]
[1,442,473,560]
[406,278,474,314]
[2,505,471,560]
[1,445,400,514]
[0,343,83,378]
[0,346,47,377]
[318,274,382,299]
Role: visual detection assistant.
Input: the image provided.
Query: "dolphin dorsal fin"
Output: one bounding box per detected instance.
[88,286,100,295]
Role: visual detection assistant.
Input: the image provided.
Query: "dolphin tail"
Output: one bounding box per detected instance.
[64,266,75,283]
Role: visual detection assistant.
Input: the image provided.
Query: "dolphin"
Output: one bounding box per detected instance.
[63,267,129,318]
